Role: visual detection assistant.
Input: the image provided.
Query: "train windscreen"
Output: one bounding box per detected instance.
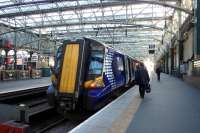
[87,43,104,80]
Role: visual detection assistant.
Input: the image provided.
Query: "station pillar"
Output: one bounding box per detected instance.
[197,0,200,56]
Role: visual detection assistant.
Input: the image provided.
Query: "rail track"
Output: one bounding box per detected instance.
[0,85,132,132]
[35,118,66,133]
[0,85,92,133]
[0,86,51,123]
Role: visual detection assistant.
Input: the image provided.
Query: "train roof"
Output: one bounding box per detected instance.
[84,37,128,56]
[63,37,141,62]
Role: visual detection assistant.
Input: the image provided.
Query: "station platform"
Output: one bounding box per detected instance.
[0,77,51,94]
[70,74,200,133]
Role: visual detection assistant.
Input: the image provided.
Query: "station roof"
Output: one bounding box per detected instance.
[0,0,193,60]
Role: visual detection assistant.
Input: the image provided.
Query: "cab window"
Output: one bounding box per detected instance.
[87,42,104,79]
[88,51,104,75]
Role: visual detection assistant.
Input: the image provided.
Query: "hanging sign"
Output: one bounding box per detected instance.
[149,44,155,54]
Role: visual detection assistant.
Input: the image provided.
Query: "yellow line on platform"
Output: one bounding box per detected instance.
[108,91,142,133]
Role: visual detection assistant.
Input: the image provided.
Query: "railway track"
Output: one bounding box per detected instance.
[0,86,51,123]
[30,108,92,133]
[0,85,131,132]
[0,85,92,133]
[35,117,66,133]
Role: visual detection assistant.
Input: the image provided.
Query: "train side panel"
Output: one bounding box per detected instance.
[84,48,127,110]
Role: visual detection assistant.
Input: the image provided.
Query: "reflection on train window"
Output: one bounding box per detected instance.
[54,46,63,74]
[112,55,124,77]
[116,57,124,71]
[57,46,64,58]
[88,51,104,75]
[87,41,105,79]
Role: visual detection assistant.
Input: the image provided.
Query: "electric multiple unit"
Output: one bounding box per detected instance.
[47,37,140,113]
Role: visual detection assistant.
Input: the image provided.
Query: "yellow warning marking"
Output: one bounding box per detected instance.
[108,90,142,133]
[59,44,79,93]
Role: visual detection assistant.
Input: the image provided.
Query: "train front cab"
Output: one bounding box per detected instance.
[50,39,90,111]
[50,38,106,111]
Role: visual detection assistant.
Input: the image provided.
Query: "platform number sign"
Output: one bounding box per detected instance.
[149,44,155,54]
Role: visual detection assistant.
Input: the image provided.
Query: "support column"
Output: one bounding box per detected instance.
[166,51,169,74]
[177,0,182,77]
[13,18,17,70]
[171,47,174,75]
[197,0,200,56]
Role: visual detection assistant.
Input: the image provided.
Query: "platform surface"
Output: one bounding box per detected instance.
[70,84,141,133]
[70,74,200,133]
[0,77,51,94]
[126,74,200,133]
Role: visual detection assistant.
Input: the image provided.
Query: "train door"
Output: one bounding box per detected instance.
[57,39,89,110]
[112,53,126,88]
[132,60,136,81]
[124,56,130,86]
[128,58,133,83]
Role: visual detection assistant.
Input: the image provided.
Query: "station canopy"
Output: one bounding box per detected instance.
[0,0,192,60]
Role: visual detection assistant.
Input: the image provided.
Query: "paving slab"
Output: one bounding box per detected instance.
[126,74,200,133]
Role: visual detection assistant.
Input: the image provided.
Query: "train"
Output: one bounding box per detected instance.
[47,37,142,113]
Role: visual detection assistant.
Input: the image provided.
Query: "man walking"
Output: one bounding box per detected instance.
[156,65,161,81]
[135,63,150,98]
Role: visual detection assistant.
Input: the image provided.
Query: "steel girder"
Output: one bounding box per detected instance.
[15,21,174,35]
[0,0,192,19]
[22,16,171,28]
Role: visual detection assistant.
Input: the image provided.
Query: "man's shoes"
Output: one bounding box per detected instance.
[146,84,151,93]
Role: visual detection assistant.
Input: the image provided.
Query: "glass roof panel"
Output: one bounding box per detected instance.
[0,0,192,60]
[0,0,12,6]
[4,7,19,13]
[20,5,38,11]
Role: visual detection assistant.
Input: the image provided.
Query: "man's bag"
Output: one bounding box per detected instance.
[145,84,151,93]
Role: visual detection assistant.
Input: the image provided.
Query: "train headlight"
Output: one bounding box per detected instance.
[84,76,105,90]
[95,76,104,87]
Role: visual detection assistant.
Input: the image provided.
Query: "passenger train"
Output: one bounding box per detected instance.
[47,37,142,113]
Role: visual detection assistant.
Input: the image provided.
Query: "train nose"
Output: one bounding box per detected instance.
[59,44,80,94]
[55,39,89,111]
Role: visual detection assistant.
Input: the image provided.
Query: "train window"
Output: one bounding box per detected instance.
[87,42,104,79]
[88,51,104,75]
[116,56,124,71]
[56,46,63,58]
[112,55,124,77]
[54,46,63,74]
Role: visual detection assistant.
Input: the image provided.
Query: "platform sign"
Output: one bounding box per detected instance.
[149,44,155,54]
[149,44,155,49]
[31,53,38,62]
[148,50,155,54]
